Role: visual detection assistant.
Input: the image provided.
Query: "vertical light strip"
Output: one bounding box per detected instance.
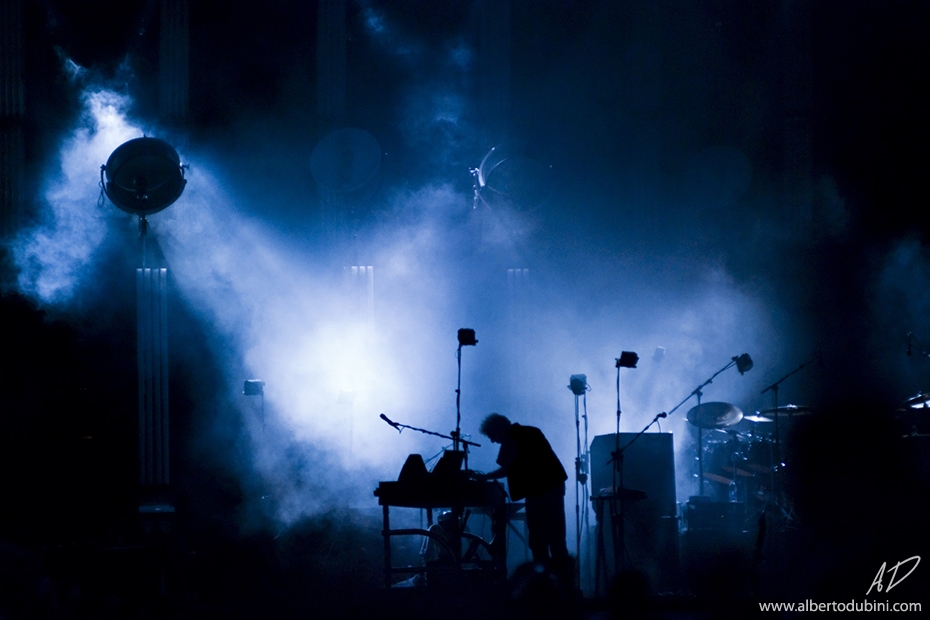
[138,268,170,485]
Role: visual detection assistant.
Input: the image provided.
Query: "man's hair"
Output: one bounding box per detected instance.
[479,413,511,437]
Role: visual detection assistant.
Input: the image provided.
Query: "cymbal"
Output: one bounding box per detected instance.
[743,414,774,423]
[759,404,812,418]
[687,402,743,429]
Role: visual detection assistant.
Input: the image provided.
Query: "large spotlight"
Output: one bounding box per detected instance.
[101,137,187,216]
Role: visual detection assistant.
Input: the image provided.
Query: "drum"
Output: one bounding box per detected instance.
[745,437,775,476]
[702,435,752,501]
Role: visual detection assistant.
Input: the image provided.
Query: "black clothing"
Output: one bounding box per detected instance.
[496,424,568,501]
[495,423,569,562]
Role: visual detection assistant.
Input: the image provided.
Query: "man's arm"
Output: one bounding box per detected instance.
[480,466,507,480]
[474,433,517,480]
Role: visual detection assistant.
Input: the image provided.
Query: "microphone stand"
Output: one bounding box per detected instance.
[611,364,625,575]
[601,406,669,594]
[662,356,743,496]
[379,413,480,569]
[379,414,481,450]
[759,353,817,520]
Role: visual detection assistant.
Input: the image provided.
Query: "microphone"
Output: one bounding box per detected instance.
[733,353,754,375]
[380,413,400,430]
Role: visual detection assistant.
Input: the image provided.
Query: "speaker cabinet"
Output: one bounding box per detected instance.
[590,433,676,518]
[589,433,680,593]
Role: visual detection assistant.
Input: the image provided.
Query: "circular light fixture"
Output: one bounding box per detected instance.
[101,137,187,216]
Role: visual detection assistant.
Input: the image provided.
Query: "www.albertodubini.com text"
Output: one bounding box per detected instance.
[759,600,921,613]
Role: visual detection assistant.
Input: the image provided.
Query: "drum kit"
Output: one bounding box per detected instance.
[687,401,812,512]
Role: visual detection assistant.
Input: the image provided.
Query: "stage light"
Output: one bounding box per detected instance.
[616,351,639,368]
[101,137,187,216]
[457,328,478,347]
[569,374,587,396]
[243,380,265,396]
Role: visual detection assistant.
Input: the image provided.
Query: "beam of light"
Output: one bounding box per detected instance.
[4,51,795,545]
[10,88,143,304]
[4,83,786,532]
[157,163,782,525]
[154,170,475,523]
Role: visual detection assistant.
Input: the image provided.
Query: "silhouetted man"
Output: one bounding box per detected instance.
[476,413,569,566]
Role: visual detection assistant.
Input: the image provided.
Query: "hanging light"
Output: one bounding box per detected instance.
[101,137,187,217]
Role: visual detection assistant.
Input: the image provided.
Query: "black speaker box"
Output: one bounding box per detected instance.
[589,433,677,518]
[589,433,680,593]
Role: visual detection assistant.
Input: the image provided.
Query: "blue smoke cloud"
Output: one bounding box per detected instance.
[12,89,144,304]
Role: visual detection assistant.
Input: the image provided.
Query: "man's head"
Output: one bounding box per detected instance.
[480,413,512,444]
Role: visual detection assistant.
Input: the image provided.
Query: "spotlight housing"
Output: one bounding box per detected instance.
[243,380,265,396]
[457,328,478,347]
[102,137,186,216]
[616,351,639,368]
[569,374,587,396]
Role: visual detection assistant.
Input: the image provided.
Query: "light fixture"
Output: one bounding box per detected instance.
[101,137,186,217]
[243,380,265,396]
[457,328,478,347]
[616,351,639,368]
[569,374,587,396]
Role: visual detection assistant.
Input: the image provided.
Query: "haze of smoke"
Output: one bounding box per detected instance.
[11,89,142,304]
[873,237,930,399]
[5,47,790,536]
[154,169,488,522]
[475,259,780,499]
